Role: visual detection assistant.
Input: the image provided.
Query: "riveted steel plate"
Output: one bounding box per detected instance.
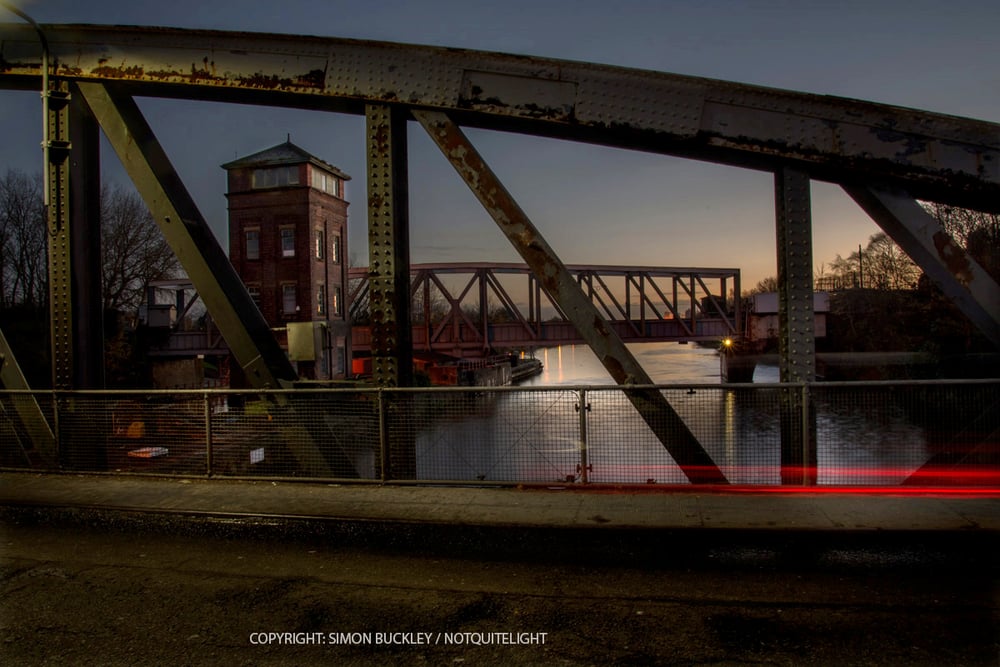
[460,70,577,122]
[2,23,998,208]
[325,43,463,107]
[575,71,705,137]
[774,167,816,383]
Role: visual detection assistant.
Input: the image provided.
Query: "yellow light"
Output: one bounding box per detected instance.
[723,338,733,347]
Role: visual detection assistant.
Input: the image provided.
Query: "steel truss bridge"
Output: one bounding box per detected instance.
[349,263,741,353]
[1,22,998,485]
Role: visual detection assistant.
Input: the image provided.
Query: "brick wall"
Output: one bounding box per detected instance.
[227,178,348,329]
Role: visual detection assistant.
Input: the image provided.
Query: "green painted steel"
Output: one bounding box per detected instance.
[45,79,72,389]
[0,329,56,467]
[365,104,413,388]
[75,82,297,389]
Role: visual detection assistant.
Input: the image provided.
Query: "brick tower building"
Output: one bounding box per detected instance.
[223,140,351,380]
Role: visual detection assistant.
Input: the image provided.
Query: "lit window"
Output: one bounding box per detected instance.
[245,229,259,260]
[332,286,341,316]
[331,234,341,264]
[282,284,297,315]
[280,228,295,257]
[312,167,339,196]
[314,229,324,260]
[317,284,326,315]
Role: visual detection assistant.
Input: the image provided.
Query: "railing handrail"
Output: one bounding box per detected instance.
[3,379,997,489]
[2,377,998,397]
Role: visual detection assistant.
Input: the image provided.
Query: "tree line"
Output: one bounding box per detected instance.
[750,203,999,296]
[1,168,179,314]
[1,168,179,386]
[747,204,998,354]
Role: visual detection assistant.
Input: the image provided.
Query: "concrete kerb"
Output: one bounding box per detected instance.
[2,471,999,534]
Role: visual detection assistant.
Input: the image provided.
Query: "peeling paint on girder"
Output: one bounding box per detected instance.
[933,230,974,285]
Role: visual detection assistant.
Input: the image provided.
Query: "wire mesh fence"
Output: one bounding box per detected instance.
[1,380,997,487]
[813,381,1000,486]
[389,389,581,483]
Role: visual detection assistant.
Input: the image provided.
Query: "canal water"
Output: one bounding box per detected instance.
[521,341,775,385]
[414,343,932,486]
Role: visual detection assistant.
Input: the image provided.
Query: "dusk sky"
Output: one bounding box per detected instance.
[2,0,998,290]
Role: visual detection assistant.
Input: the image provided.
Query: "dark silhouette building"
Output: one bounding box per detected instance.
[223,140,351,380]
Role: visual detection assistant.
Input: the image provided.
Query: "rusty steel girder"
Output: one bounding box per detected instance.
[415,109,726,484]
[0,23,997,211]
[365,103,413,388]
[348,263,741,352]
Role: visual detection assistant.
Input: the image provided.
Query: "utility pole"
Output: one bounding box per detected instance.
[858,244,864,289]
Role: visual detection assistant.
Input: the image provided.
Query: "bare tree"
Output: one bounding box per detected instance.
[100,183,180,315]
[863,232,920,290]
[0,170,46,308]
[824,232,919,291]
[1,172,179,314]
[745,276,778,296]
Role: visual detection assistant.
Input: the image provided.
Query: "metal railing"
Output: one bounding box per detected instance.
[2,380,998,488]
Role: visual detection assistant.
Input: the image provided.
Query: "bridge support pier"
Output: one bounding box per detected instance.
[775,166,817,485]
[366,104,415,477]
[68,82,105,390]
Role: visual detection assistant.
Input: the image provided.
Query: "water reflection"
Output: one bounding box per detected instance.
[413,343,935,486]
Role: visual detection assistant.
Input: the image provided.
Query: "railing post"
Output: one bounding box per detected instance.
[801,383,816,486]
[52,390,61,469]
[577,388,589,484]
[204,392,213,477]
[377,389,388,482]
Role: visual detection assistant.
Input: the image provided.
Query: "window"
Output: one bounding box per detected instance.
[331,234,341,264]
[317,284,326,315]
[280,228,295,258]
[282,284,297,315]
[332,285,342,316]
[246,285,262,309]
[312,167,339,197]
[252,165,299,189]
[335,336,346,375]
[314,229,325,260]
[245,229,260,260]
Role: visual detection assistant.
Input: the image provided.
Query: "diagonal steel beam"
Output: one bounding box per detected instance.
[484,271,536,340]
[415,109,726,484]
[0,328,56,467]
[646,275,693,336]
[75,83,349,477]
[75,82,296,388]
[844,185,1000,348]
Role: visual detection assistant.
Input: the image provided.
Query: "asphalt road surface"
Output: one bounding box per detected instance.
[2,507,998,666]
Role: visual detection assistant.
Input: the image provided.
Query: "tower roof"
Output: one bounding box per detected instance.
[221,139,351,180]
